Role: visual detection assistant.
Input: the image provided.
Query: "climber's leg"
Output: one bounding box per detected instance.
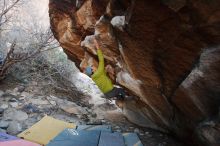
[104,87,125,100]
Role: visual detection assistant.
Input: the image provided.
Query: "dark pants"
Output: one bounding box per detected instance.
[104,87,125,100]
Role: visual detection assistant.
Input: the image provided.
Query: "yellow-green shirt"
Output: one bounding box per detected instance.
[92,49,114,93]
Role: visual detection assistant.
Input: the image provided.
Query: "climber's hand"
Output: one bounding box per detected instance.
[94,38,101,50]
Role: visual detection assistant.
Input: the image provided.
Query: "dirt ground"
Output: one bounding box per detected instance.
[0,75,183,146]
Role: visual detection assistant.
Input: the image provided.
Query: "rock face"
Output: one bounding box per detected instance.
[49,0,220,145]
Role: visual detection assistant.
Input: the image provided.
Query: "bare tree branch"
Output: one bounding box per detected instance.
[0,1,61,81]
[0,28,59,80]
[0,0,22,28]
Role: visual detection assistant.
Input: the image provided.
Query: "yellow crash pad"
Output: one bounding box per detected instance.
[18,115,76,145]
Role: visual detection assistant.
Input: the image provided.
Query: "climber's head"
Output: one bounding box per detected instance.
[85,66,93,77]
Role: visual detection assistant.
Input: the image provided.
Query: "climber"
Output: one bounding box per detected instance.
[85,39,125,100]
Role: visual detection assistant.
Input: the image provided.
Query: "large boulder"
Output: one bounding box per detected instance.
[49,0,220,145]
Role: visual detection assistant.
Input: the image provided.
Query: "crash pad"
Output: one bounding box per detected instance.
[123,133,143,146]
[18,115,76,145]
[98,132,125,146]
[46,129,100,146]
[0,132,40,146]
[77,125,112,132]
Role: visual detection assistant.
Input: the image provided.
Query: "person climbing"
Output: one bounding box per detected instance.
[85,38,125,100]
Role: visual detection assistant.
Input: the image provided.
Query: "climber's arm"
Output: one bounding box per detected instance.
[92,39,105,78]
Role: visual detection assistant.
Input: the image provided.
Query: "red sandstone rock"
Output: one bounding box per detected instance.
[49,0,220,145]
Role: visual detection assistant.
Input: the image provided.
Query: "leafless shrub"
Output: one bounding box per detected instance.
[0,0,86,101]
[0,0,23,31]
[0,28,59,81]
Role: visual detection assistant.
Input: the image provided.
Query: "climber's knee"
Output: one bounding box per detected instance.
[104,87,125,100]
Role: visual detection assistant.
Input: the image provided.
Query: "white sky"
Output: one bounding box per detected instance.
[33,0,49,27]
[25,0,50,28]
[14,0,50,30]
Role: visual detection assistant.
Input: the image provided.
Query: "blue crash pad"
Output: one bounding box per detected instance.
[98,132,125,146]
[77,125,112,132]
[46,129,100,146]
[123,133,143,146]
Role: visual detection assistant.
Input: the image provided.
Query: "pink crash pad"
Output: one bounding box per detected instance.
[0,132,40,146]
[0,139,41,146]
